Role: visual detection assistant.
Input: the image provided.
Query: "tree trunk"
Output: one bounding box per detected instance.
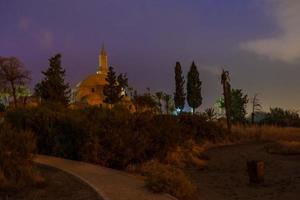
[23,96,28,107]
[10,81,17,108]
[251,101,255,124]
[251,112,255,124]
[166,103,169,115]
[223,82,231,133]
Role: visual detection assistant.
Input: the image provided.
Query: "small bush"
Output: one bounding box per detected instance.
[165,140,207,169]
[142,160,197,200]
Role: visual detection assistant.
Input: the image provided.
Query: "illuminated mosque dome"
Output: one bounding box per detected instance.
[73,45,110,105]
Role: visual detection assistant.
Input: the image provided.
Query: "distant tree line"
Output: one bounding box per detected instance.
[3,53,300,128]
[259,108,300,127]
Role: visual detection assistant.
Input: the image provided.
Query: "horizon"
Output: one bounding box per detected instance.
[1,0,300,112]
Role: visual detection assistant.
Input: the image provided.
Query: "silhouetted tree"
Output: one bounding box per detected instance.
[218,88,248,124]
[103,67,128,107]
[174,62,185,113]
[221,69,231,133]
[103,66,120,106]
[35,54,70,105]
[0,57,30,107]
[251,94,262,123]
[231,89,248,123]
[187,61,202,114]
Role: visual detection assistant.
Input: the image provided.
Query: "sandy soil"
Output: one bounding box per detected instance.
[0,164,101,200]
[190,142,300,200]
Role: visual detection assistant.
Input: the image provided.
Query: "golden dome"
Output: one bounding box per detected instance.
[75,73,107,105]
[80,73,107,87]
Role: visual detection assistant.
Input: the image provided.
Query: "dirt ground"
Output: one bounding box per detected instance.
[0,165,101,200]
[190,142,300,200]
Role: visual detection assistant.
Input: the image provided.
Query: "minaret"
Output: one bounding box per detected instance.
[98,44,108,74]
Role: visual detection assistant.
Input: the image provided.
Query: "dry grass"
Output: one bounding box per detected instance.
[128,124,300,200]
[141,160,197,200]
[231,124,300,142]
[265,141,300,155]
[217,124,300,156]
[165,140,208,169]
[126,141,206,200]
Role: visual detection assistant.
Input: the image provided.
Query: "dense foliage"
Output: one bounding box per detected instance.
[218,89,248,123]
[262,107,300,127]
[230,89,248,123]
[132,92,158,113]
[5,106,225,169]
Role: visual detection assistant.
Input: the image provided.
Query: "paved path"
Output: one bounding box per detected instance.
[34,155,176,200]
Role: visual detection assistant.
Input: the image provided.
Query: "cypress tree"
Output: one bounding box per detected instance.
[35,54,70,105]
[187,61,202,114]
[173,62,185,113]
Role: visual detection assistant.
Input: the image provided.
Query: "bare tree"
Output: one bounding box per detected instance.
[221,69,231,133]
[251,93,262,124]
[0,57,30,107]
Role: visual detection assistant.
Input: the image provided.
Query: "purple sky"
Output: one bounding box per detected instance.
[1,0,300,112]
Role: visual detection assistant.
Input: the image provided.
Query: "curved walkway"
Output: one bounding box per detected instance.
[34,155,176,200]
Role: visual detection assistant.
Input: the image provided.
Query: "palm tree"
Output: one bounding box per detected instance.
[221,69,231,133]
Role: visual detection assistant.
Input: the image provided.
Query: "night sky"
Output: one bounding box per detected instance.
[1,0,300,112]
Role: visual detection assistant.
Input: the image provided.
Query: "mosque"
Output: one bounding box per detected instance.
[72,46,130,106]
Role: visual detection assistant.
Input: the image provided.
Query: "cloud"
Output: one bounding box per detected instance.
[37,30,54,49]
[18,17,31,31]
[201,65,221,76]
[241,1,300,63]
[18,17,54,49]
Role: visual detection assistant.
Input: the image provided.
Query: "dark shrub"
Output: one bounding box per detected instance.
[5,106,87,160]
[0,123,36,190]
[179,114,225,142]
[5,106,225,169]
